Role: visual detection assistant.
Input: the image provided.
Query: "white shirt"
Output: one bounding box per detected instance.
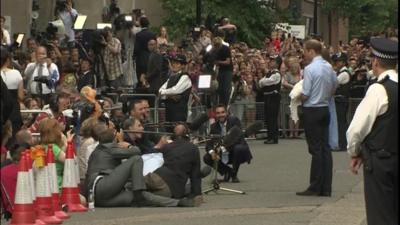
[1,69,23,90]
[1,28,11,45]
[59,9,78,42]
[346,69,398,157]
[24,62,59,94]
[336,66,350,85]
[86,141,99,165]
[259,70,281,87]
[159,73,192,97]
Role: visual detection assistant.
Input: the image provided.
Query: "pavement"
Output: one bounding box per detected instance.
[3,139,367,225]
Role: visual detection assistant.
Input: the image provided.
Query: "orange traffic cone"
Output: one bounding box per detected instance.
[47,145,70,220]
[10,153,36,225]
[24,150,46,225]
[34,150,62,224]
[60,141,87,212]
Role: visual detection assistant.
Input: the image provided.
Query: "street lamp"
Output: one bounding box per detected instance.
[313,0,318,34]
[196,0,202,25]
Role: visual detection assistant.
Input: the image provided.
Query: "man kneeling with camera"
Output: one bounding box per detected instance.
[204,104,253,183]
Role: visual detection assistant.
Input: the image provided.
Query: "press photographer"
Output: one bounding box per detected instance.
[203,104,252,183]
[24,46,60,104]
[55,0,78,48]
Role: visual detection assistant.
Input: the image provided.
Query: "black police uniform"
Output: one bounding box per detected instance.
[346,37,398,225]
[262,69,281,143]
[362,75,398,225]
[164,71,191,123]
[334,67,351,151]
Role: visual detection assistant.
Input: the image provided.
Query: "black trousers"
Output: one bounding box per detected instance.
[363,151,398,225]
[335,98,348,150]
[217,69,232,106]
[302,106,332,194]
[203,143,250,177]
[264,94,281,142]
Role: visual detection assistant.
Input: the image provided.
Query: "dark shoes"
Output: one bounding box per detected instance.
[264,139,278,144]
[218,171,240,183]
[219,171,232,182]
[177,197,195,207]
[296,189,331,197]
[132,191,149,207]
[319,192,331,197]
[231,177,240,183]
[296,190,320,196]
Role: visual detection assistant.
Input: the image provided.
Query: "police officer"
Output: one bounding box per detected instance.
[347,37,398,225]
[159,54,192,125]
[332,53,351,151]
[259,55,282,144]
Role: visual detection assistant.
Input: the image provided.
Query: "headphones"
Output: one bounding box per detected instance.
[49,94,59,113]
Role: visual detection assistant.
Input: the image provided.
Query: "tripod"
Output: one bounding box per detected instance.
[203,144,245,195]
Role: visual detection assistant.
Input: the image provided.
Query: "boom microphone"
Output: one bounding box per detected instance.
[223,126,243,147]
[188,113,209,131]
[244,121,263,137]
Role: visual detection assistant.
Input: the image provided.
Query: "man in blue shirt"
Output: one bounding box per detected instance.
[296,39,337,197]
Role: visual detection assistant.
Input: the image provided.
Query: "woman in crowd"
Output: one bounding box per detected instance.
[102,27,123,88]
[1,47,24,134]
[281,56,302,138]
[156,26,168,46]
[39,118,73,189]
[29,93,70,134]
[0,120,12,166]
[59,61,78,89]
[78,117,98,182]
[0,142,29,219]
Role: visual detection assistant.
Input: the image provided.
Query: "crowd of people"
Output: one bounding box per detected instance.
[0,0,398,224]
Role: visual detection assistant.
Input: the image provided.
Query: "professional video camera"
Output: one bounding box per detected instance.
[34,23,59,50]
[113,14,134,31]
[54,0,68,15]
[109,0,120,17]
[33,75,52,88]
[65,100,96,129]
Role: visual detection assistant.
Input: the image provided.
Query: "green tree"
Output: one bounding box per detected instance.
[322,0,398,37]
[158,0,277,48]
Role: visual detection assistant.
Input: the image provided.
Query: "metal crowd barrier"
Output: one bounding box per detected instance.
[20,109,46,114]
[20,96,363,142]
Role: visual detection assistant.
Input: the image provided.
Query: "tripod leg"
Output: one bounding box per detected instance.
[219,187,246,194]
[203,187,217,194]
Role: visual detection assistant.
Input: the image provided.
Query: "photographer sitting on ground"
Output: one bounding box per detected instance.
[144,123,202,206]
[85,121,194,207]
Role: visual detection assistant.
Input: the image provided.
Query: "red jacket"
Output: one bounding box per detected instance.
[0,163,18,214]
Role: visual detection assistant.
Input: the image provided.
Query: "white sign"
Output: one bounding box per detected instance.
[275,23,290,33]
[289,25,306,39]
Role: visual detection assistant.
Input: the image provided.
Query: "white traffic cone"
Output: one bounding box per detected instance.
[33,151,63,224]
[60,141,87,212]
[10,153,36,225]
[47,145,70,220]
[24,150,46,225]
